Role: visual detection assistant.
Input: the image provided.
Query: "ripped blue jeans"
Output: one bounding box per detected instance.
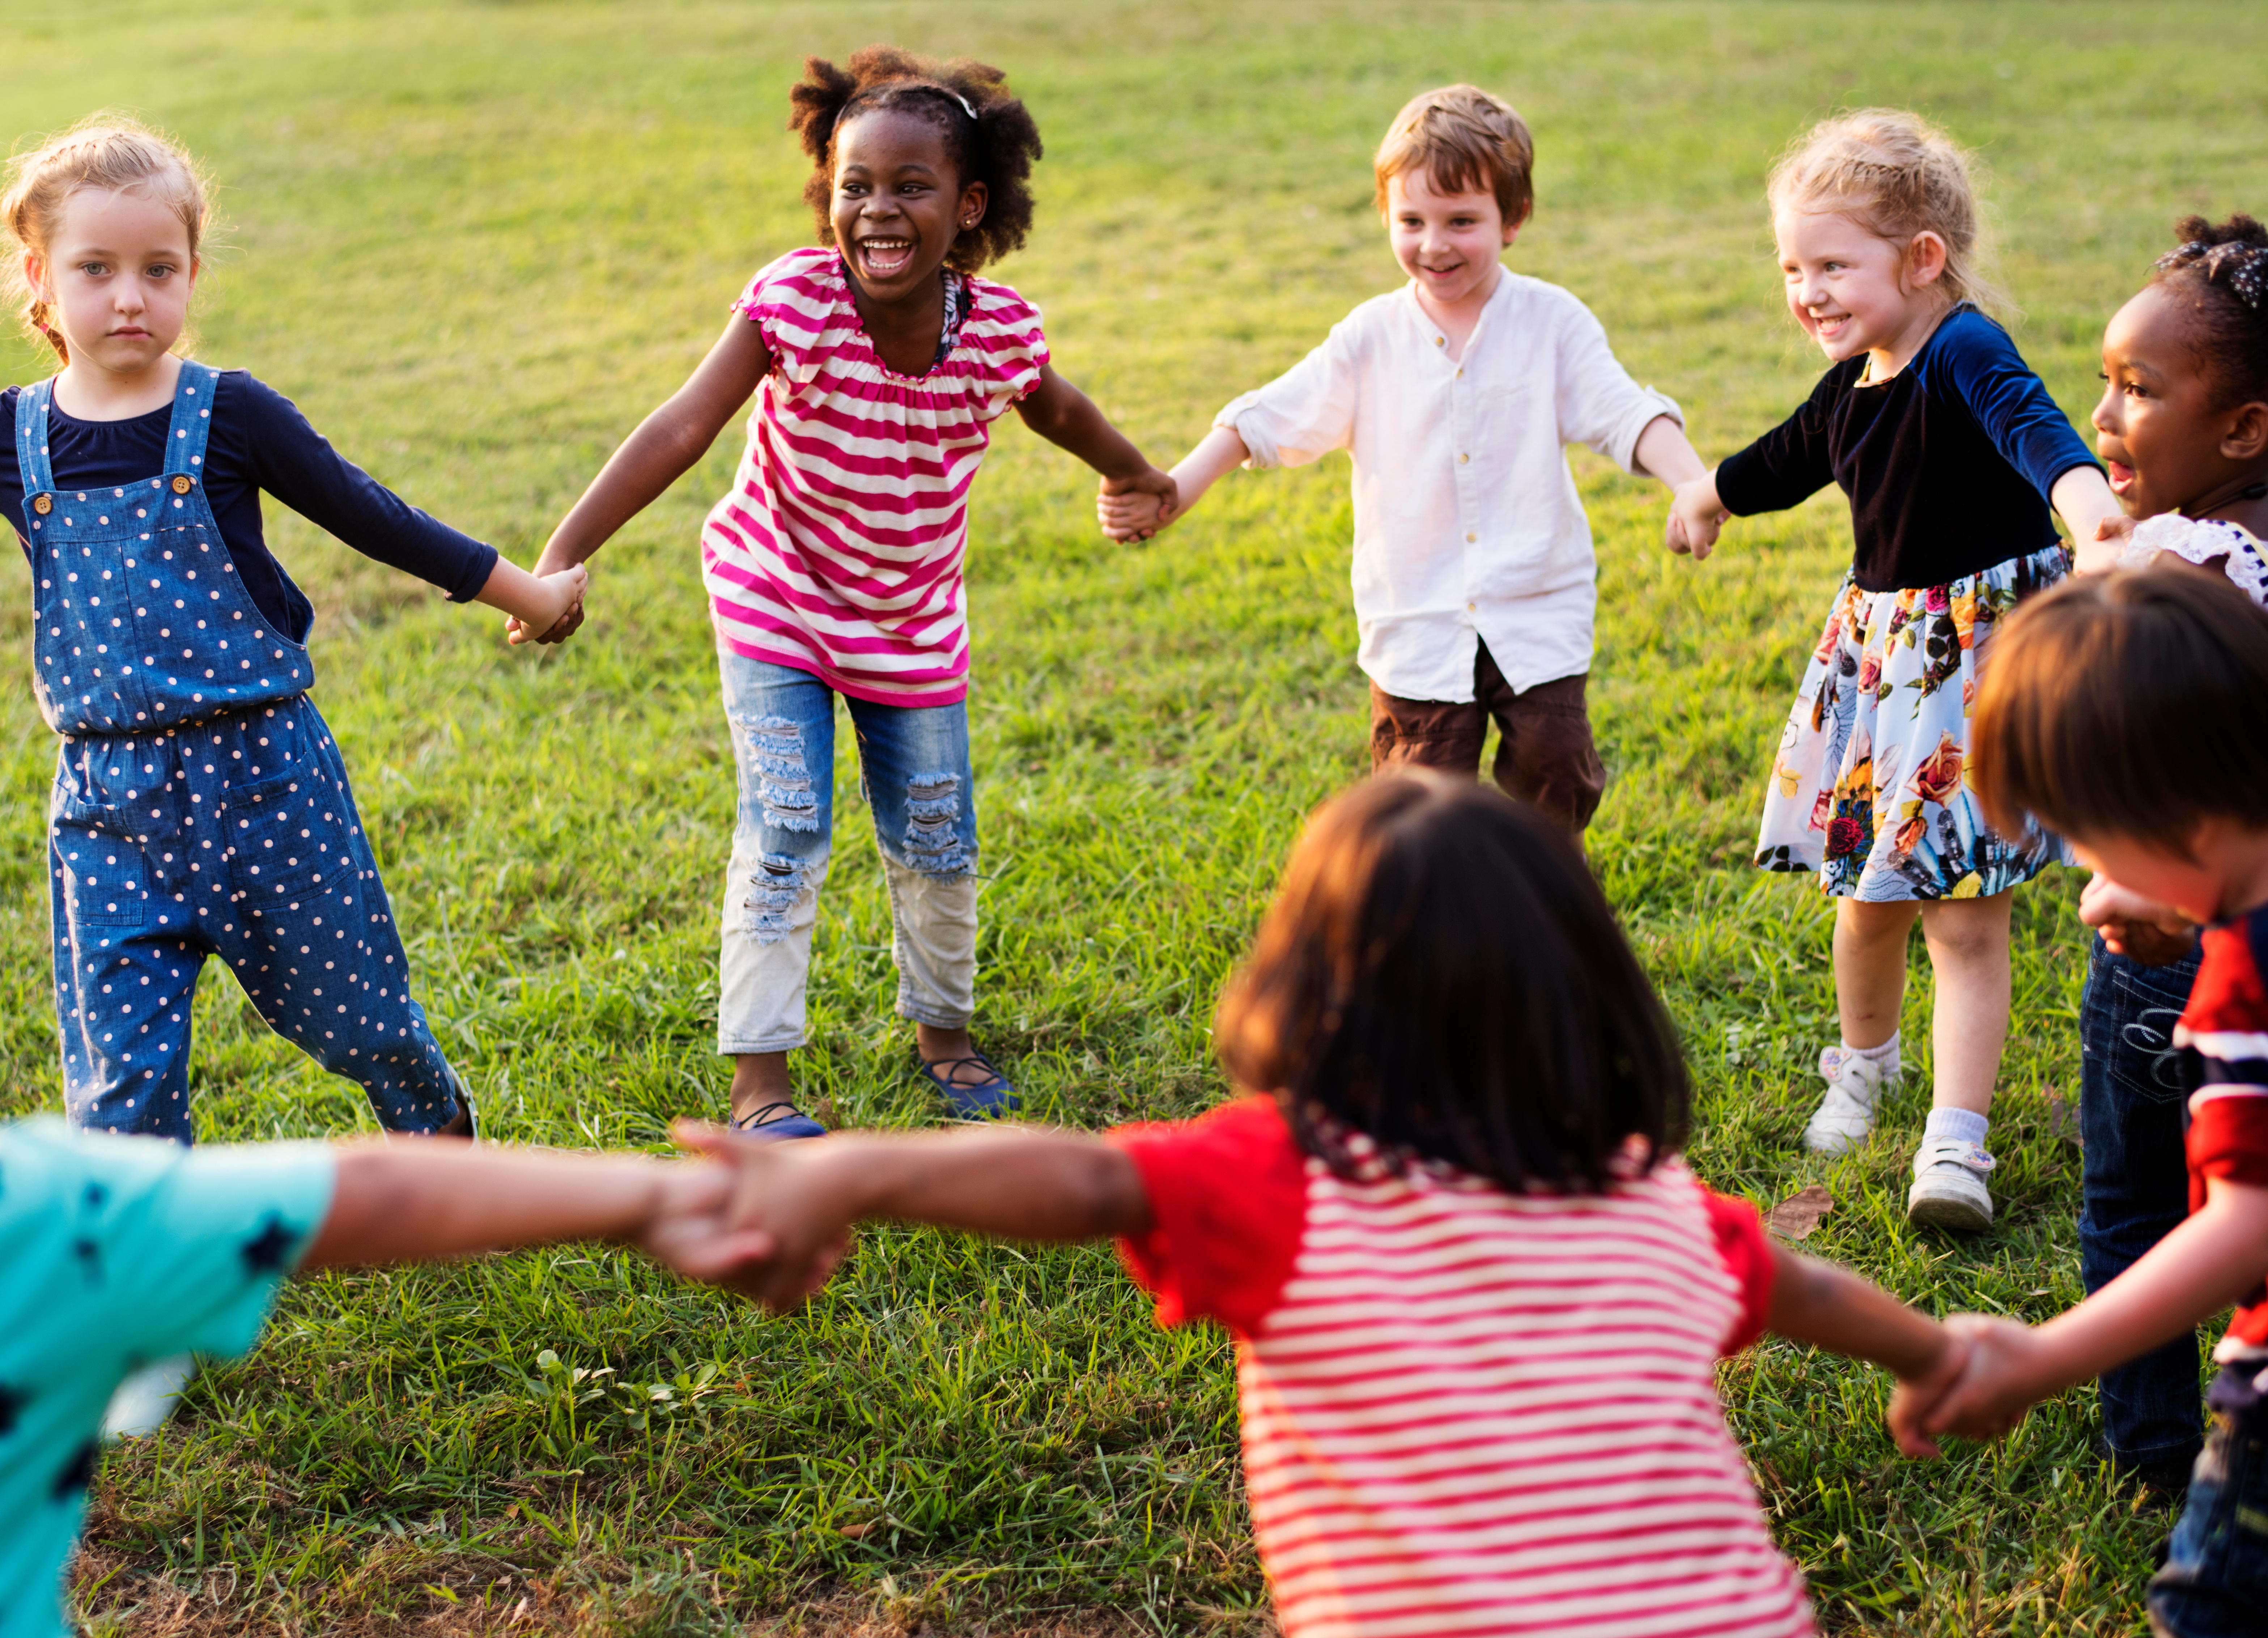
[716,653,979,1054]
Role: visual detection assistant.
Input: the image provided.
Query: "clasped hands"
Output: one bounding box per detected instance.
[1096,468,1182,543]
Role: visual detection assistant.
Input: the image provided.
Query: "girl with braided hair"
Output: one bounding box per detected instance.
[525,48,1176,1137]
[2045,212,2268,1500]
[1666,110,2123,1232]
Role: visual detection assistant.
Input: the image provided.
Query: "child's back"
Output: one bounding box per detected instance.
[1114,1094,1805,1636]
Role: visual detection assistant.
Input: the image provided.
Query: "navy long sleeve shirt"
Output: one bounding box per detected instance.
[1715,306,2099,591]
[0,371,497,642]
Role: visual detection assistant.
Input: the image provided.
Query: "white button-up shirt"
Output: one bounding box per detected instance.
[1217,271,1679,701]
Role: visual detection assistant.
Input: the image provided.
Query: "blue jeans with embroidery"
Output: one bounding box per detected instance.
[715,654,978,1054]
[2150,1363,2268,1636]
[2081,935,2205,1475]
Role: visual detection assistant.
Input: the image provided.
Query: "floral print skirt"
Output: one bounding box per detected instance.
[1755,543,2073,900]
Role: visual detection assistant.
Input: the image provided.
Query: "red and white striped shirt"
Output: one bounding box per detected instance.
[701,248,1050,706]
[1110,1096,1811,1638]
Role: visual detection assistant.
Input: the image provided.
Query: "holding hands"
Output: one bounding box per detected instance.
[1097,467,1180,542]
[1665,471,1729,561]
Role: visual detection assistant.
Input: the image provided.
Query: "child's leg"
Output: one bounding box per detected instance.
[2080,936,2206,1486]
[1902,890,2014,1230]
[1484,662,1607,836]
[1368,681,1486,780]
[214,706,468,1135]
[1803,897,1921,1154]
[841,694,1000,1111]
[715,656,837,1128]
[2148,1364,2268,1635]
[55,924,205,1141]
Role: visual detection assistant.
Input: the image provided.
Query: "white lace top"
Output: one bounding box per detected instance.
[2121,513,2268,608]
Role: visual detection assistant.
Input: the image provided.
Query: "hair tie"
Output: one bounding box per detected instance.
[2159,238,2268,307]
[846,80,980,126]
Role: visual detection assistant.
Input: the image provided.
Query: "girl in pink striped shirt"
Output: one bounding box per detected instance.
[524,48,1174,1136]
[701,773,1970,1638]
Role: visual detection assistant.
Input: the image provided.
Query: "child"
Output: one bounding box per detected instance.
[1665,111,2123,1229]
[1902,571,2268,1637]
[2047,214,2268,1495]
[0,1117,776,1638]
[695,774,1968,1638]
[0,119,586,1143]
[1099,85,1708,836]
[520,48,1175,1136]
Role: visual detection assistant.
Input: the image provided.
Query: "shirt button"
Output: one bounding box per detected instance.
[1456,368,1464,378]
[1467,601,1477,611]
[1435,336,1445,347]
[1460,453,1470,463]
[1466,531,1477,542]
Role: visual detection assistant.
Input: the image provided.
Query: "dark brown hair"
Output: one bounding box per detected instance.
[1214,774,1690,1194]
[1971,570,2268,845]
[1372,85,1534,228]
[2151,213,2268,410]
[788,46,1042,274]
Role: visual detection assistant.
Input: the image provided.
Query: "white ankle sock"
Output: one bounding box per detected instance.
[1842,1032,1900,1079]
[1924,1106,1989,1149]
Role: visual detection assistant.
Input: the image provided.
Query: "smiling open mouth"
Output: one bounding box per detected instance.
[856,238,916,278]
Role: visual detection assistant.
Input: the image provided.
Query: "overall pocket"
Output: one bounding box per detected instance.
[223,765,337,909]
[50,782,148,929]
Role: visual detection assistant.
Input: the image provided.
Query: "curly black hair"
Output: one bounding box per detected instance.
[788,45,1043,275]
[2151,212,2268,408]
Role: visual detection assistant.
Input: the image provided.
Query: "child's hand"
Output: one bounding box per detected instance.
[1099,467,1179,543]
[2075,512,2139,576]
[671,1120,858,1312]
[1666,476,1727,561]
[505,565,589,646]
[1881,1322,1976,1458]
[629,1159,784,1289]
[1910,1314,2053,1443]
[2079,871,2196,966]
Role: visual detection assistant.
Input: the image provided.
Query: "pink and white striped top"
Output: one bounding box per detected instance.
[1110,1096,1813,1638]
[701,247,1050,705]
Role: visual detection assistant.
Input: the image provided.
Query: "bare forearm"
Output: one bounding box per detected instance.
[2054,465,2124,574]
[815,1130,1152,1242]
[1022,392,1151,481]
[1633,415,1707,487]
[1768,1246,1948,1377]
[539,408,718,571]
[307,1147,669,1268]
[1169,427,1251,516]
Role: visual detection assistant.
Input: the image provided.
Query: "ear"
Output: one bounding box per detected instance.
[22,249,48,302]
[955,179,988,234]
[1905,230,1949,289]
[2221,398,2268,465]
[1500,199,1532,248]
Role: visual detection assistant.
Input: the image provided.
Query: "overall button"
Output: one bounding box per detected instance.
[32,495,51,515]
[170,475,193,495]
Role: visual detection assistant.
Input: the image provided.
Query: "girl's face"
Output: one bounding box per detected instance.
[28,185,196,375]
[1385,168,1520,311]
[1773,208,1945,366]
[829,109,985,303]
[2093,282,2268,517]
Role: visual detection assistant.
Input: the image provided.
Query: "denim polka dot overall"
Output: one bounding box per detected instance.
[17,362,467,1140]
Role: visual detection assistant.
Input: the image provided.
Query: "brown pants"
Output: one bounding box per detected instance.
[1368,646,1606,835]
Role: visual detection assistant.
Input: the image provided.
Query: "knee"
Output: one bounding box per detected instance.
[738,715,822,836]
[734,850,827,946]
[897,771,972,877]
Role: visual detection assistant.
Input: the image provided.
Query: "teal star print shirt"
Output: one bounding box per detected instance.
[0,1119,334,1637]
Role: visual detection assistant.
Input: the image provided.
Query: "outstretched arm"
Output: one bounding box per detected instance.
[1767,1243,1966,1456]
[1015,365,1177,534]
[303,1143,774,1278]
[510,316,775,644]
[1100,425,1248,542]
[2053,465,2127,574]
[676,1121,1152,1312]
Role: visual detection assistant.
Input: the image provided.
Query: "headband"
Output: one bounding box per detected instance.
[2159,238,2268,309]
[845,80,980,125]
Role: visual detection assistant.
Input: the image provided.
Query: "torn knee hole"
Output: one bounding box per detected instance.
[742,714,821,833]
[901,771,968,874]
[742,853,811,944]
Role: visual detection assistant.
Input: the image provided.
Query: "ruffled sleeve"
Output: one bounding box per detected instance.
[2123,514,2268,609]
[956,273,1051,420]
[729,247,841,381]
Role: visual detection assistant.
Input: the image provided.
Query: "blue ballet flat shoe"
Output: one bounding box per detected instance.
[730,1099,828,1142]
[919,1051,1020,1121]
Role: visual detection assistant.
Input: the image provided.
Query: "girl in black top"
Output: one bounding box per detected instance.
[1664,110,2120,1235]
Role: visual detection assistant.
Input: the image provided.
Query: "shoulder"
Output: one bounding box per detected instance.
[734,247,845,322]
[2192,907,2268,1034]
[1501,271,1602,324]
[963,271,1043,332]
[1926,305,2032,370]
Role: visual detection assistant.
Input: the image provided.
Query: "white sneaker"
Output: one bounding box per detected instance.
[1907,1138,1996,1231]
[1804,1047,1885,1154]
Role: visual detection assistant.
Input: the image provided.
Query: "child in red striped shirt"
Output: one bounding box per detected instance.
[695,773,1967,1638]
[523,47,1174,1138]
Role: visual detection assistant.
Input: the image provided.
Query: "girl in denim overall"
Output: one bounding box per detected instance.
[3,118,585,1141]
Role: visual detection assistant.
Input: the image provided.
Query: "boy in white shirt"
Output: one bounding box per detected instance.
[1103,85,1707,832]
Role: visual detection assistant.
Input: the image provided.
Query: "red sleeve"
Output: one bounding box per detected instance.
[1106,1094,1308,1338]
[1704,1189,1777,1357]
[2187,1094,2268,1213]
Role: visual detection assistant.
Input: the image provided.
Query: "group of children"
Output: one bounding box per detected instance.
[5,44,2268,1638]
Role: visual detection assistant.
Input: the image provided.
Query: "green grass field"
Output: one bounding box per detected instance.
[9,2,2266,1631]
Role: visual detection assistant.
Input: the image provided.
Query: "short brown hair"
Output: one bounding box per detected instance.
[1373,85,1534,227]
[1214,773,1689,1194]
[1971,570,2268,845]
